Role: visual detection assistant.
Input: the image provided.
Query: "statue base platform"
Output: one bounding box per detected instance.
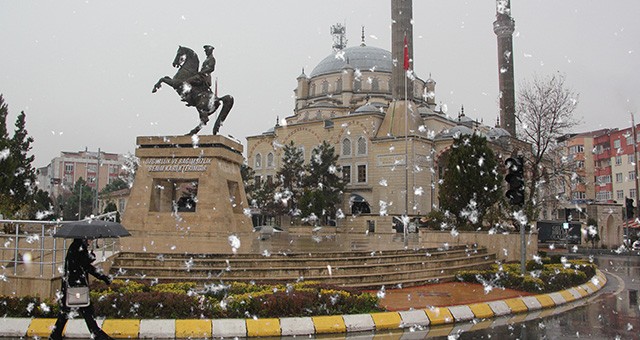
[121,135,252,252]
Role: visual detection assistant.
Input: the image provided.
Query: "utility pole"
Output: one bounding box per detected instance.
[631,113,640,217]
[93,148,101,215]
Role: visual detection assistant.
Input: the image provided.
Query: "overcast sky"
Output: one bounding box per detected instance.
[1,1,639,168]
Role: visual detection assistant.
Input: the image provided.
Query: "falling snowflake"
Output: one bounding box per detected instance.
[228,235,241,254]
[379,179,388,186]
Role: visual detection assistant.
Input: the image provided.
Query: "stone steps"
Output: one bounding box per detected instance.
[109,245,497,289]
[113,246,477,268]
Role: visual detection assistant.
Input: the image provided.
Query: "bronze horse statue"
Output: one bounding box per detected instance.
[152,46,233,135]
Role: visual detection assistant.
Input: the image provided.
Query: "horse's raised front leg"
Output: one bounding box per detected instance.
[152,76,172,93]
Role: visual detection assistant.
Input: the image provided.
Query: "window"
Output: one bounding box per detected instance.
[357,137,367,155]
[617,190,625,200]
[616,173,623,183]
[614,139,621,149]
[266,175,273,184]
[335,78,342,93]
[65,163,74,173]
[87,164,97,172]
[267,153,274,168]
[64,174,73,184]
[629,171,636,181]
[616,156,622,165]
[576,160,584,168]
[342,165,351,184]
[631,189,637,198]
[596,175,611,184]
[255,153,262,169]
[573,192,586,200]
[254,176,262,186]
[569,145,584,154]
[629,154,636,164]
[321,80,329,94]
[298,147,305,162]
[596,191,612,201]
[371,77,379,91]
[357,164,367,183]
[354,79,362,92]
[627,135,635,145]
[342,138,352,156]
[109,165,118,174]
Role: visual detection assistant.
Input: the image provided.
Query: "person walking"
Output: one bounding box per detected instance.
[49,238,113,340]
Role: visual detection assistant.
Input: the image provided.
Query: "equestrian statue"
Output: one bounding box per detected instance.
[152,45,233,135]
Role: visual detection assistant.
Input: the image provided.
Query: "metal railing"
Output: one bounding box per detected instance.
[0,212,120,278]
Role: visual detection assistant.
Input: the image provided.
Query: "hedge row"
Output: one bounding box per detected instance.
[455,257,597,293]
[0,281,382,319]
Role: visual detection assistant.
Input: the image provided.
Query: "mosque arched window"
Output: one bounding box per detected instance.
[357,137,367,156]
[267,152,274,168]
[354,79,362,92]
[335,78,342,93]
[371,77,379,91]
[255,153,262,169]
[322,80,329,94]
[342,138,352,156]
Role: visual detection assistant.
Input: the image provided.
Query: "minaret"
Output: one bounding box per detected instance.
[391,0,413,100]
[493,0,516,136]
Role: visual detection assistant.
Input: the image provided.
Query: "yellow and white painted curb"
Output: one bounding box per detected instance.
[0,270,607,338]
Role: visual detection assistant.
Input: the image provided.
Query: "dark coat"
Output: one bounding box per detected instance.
[64,239,108,288]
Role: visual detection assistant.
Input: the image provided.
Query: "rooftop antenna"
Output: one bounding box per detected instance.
[331,22,347,51]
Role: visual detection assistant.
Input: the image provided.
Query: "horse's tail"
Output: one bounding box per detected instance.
[212,95,234,135]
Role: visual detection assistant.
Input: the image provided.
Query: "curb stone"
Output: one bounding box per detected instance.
[0,270,607,338]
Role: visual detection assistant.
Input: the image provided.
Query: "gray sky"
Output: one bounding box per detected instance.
[1,1,639,168]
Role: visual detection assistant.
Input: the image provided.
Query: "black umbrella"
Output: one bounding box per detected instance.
[53,220,131,239]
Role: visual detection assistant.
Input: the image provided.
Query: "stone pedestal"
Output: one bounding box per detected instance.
[121,135,252,251]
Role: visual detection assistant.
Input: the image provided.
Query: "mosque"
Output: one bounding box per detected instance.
[246,0,526,232]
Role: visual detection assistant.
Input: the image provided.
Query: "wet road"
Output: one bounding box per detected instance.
[424,253,640,339]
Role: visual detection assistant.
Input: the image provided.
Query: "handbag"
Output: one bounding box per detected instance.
[63,254,90,308]
[66,285,90,307]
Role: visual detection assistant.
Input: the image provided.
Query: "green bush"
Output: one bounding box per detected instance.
[93,291,210,319]
[0,296,58,318]
[455,259,597,293]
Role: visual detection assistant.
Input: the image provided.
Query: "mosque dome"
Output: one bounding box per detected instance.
[435,125,474,140]
[309,45,393,78]
[487,127,511,139]
[352,102,384,114]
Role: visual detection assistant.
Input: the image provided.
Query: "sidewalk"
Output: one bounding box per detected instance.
[0,270,607,338]
[374,282,534,311]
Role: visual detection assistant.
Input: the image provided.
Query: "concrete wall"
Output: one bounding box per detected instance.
[419,230,538,263]
[0,276,61,300]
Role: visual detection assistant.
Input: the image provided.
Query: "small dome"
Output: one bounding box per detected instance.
[262,127,275,135]
[458,115,474,123]
[352,102,383,114]
[487,127,511,139]
[436,125,474,140]
[310,45,392,78]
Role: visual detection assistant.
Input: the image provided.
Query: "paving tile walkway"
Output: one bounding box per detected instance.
[374,282,533,311]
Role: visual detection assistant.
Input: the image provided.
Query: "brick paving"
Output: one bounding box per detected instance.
[374,282,533,311]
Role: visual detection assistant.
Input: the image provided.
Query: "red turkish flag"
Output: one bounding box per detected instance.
[403,34,409,70]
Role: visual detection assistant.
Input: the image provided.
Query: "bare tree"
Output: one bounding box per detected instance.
[516,73,580,218]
